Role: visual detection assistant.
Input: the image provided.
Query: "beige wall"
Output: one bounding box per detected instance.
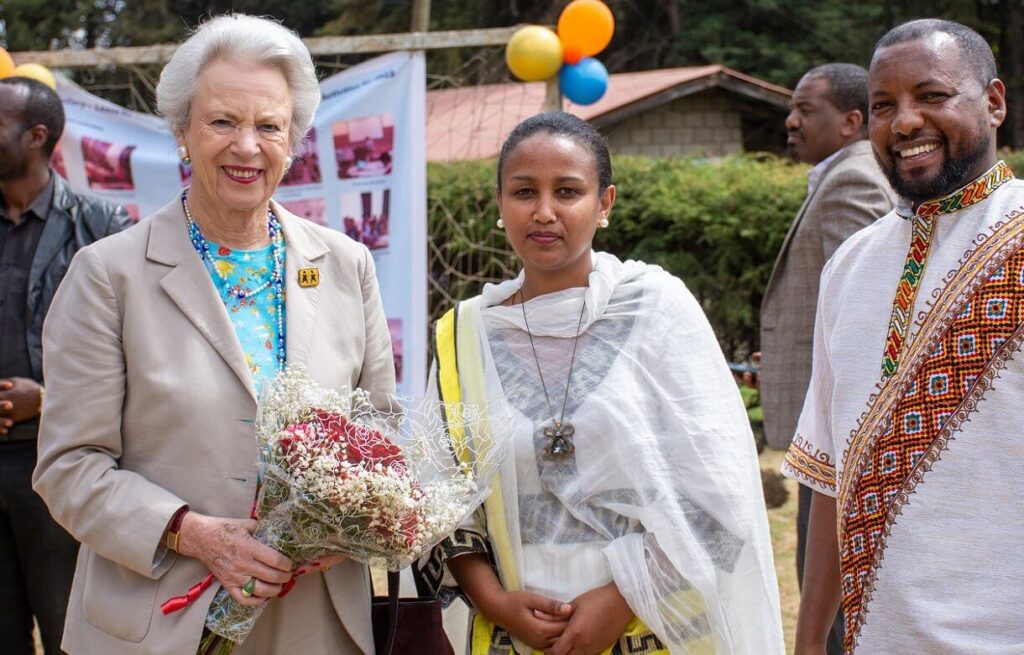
[603,89,745,157]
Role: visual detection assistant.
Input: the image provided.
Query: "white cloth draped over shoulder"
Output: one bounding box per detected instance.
[424,252,783,654]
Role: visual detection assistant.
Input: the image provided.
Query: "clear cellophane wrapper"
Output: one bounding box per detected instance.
[200,366,505,651]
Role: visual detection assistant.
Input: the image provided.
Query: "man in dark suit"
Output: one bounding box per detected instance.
[0,76,129,654]
[759,63,895,655]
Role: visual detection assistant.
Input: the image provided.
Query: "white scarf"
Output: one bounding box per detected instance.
[462,252,783,653]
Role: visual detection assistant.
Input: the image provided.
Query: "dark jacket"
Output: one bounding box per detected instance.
[25,172,131,380]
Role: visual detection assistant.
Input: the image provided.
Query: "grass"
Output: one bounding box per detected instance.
[762,446,800,653]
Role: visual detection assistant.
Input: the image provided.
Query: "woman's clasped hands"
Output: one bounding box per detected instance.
[547,582,635,655]
[486,581,634,655]
[488,589,574,650]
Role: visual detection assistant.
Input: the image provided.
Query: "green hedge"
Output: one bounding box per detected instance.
[1002,149,1024,174]
[426,160,513,317]
[595,155,806,358]
[428,154,806,359]
[429,151,1024,359]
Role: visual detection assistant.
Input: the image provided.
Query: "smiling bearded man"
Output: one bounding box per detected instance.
[783,19,1024,654]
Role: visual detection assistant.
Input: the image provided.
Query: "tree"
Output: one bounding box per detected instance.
[2,0,1021,146]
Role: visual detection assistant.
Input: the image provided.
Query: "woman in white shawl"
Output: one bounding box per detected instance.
[415,112,783,654]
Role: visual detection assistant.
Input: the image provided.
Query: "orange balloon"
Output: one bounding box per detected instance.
[0,48,15,79]
[558,0,615,63]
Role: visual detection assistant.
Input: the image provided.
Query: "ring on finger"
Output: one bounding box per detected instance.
[241,577,256,598]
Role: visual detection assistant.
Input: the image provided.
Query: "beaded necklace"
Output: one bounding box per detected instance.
[182,189,287,372]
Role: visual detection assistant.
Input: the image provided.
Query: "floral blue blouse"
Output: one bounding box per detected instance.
[202,240,286,392]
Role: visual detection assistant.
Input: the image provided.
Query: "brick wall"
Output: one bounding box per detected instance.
[603,89,746,157]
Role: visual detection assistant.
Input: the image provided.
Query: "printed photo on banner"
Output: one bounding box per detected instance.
[281,127,322,187]
[82,136,137,191]
[56,50,427,397]
[52,141,67,179]
[388,318,403,384]
[339,188,390,251]
[332,114,394,180]
[279,197,327,227]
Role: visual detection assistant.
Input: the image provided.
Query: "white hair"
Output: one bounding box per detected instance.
[156,14,320,153]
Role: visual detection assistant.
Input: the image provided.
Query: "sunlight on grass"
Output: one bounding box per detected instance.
[761,447,799,653]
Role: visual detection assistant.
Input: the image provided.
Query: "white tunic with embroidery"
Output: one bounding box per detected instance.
[782,173,1024,652]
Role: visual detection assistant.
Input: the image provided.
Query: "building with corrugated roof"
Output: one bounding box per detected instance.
[426,65,793,162]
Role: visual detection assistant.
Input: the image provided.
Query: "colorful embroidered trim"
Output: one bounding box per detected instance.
[915,160,1014,219]
[841,244,1024,653]
[880,214,934,379]
[880,161,1015,380]
[783,434,837,490]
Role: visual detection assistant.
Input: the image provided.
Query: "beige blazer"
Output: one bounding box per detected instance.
[33,197,396,654]
[760,140,896,449]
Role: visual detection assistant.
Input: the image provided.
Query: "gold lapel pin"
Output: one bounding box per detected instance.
[298,267,320,288]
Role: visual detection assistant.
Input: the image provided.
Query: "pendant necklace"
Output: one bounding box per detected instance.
[181,189,287,372]
[519,287,587,458]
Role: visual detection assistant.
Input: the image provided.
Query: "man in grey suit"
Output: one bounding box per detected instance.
[759,63,895,655]
[0,76,129,653]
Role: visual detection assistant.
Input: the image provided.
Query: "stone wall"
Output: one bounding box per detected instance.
[603,89,746,157]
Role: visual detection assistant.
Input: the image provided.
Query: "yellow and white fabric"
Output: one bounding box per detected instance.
[420,252,783,654]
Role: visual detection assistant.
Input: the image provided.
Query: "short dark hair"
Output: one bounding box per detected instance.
[875,19,996,87]
[497,112,612,193]
[0,76,65,156]
[804,63,869,123]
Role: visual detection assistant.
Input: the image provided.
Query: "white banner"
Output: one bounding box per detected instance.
[55,52,427,398]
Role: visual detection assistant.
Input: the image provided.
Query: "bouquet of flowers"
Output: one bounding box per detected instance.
[183,367,504,653]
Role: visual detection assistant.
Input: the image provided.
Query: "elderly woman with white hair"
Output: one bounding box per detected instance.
[32,14,394,654]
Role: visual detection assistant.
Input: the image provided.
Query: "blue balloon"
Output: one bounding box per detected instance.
[558,57,608,105]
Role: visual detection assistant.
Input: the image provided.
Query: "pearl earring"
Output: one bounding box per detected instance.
[284,156,294,171]
[176,145,190,166]
[497,217,505,229]
[598,217,610,228]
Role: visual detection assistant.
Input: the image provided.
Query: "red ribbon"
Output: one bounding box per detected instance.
[162,487,273,615]
[277,576,297,598]
[161,572,215,615]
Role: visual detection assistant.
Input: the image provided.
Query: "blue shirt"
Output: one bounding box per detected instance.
[202,239,285,392]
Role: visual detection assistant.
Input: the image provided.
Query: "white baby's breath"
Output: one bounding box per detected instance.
[206,366,506,645]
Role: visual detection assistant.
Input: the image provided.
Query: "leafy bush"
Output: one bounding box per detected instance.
[427,154,807,359]
[427,161,512,317]
[1001,149,1024,175]
[596,154,806,358]
[429,150,1024,358]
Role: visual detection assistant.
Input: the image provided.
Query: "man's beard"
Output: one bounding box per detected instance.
[883,134,990,204]
[0,155,28,181]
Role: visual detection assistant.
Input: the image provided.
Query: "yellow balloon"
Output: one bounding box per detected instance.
[506,26,563,82]
[558,0,616,63]
[13,63,57,90]
[0,48,15,79]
